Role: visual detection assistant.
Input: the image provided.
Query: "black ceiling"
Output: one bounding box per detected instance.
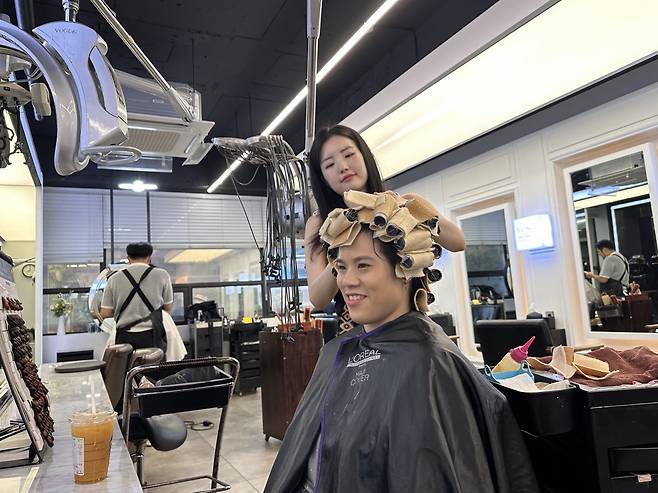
[7,0,497,194]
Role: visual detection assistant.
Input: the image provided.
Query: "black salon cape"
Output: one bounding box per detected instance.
[264,311,538,493]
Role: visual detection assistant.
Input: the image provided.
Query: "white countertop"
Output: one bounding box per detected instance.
[0,363,142,493]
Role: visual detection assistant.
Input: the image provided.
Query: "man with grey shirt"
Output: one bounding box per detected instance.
[584,239,629,297]
[100,242,173,351]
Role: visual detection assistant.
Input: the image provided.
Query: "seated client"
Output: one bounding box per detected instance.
[265,191,538,493]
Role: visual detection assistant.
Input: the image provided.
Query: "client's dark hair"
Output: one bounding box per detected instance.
[595,239,615,251]
[126,242,153,259]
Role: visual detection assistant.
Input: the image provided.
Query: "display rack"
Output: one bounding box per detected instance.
[0,258,52,469]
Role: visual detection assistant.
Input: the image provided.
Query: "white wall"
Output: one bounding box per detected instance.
[0,185,35,241]
[395,81,658,358]
[42,332,109,364]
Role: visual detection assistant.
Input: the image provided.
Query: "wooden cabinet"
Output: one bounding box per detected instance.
[259,330,322,441]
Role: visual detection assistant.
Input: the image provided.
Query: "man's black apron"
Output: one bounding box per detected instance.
[114,266,167,352]
[603,253,629,297]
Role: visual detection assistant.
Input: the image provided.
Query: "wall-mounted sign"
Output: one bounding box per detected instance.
[513,214,554,251]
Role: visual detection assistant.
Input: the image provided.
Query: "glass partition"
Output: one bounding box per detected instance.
[192,285,262,321]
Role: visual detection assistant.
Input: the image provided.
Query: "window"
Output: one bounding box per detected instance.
[46,263,101,289]
[192,285,262,321]
[42,188,269,334]
[148,248,261,284]
[43,293,98,335]
[269,285,310,315]
[264,247,306,281]
[171,291,185,322]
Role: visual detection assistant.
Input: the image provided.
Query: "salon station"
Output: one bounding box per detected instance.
[1,1,658,492]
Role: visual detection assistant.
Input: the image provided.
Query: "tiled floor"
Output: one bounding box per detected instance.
[143,389,280,492]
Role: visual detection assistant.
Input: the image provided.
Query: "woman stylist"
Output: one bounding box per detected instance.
[305,125,465,330]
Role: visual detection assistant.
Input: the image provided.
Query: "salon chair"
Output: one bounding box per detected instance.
[119,347,188,487]
[122,357,240,491]
[100,343,133,410]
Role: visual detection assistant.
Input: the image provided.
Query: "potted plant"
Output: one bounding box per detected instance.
[50,295,72,335]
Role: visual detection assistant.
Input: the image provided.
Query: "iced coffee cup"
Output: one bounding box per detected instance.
[70,409,116,484]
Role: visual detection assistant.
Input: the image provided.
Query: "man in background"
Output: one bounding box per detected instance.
[100,242,173,350]
[584,239,629,297]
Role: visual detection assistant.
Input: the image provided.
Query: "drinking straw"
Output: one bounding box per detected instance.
[90,379,96,414]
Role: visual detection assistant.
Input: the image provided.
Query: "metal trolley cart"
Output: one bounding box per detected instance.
[121,356,240,492]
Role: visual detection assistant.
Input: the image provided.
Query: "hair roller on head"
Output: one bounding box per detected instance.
[425,268,443,283]
[344,208,358,222]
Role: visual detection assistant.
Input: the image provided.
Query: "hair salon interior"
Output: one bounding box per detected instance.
[2,0,658,492]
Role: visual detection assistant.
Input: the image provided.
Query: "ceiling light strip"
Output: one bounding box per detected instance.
[361,0,658,180]
[207,0,401,193]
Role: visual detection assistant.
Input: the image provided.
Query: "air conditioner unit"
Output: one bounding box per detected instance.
[115,70,214,165]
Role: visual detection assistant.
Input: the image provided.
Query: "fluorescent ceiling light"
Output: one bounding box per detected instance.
[207,0,401,193]
[165,248,232,264]
[361,0,658,180]
[573,184,649,211]
[118,179,157,192]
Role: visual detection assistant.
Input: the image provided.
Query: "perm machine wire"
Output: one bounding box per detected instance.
[212,1,323,331]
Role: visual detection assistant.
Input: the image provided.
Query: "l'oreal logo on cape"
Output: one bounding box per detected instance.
[347,349,381,367]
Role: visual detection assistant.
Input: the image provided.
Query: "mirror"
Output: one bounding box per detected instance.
[461,209,516,341]
[569,151,657,332]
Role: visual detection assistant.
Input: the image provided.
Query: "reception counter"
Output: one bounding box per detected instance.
[0,364,142,492]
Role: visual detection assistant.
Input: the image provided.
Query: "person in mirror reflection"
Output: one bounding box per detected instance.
[99,242,173,351]
[265,208,538,493]
[584,239,629,297]
[305,125,465,334]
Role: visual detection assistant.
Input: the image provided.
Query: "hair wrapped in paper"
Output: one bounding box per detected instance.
[319,190,442,312]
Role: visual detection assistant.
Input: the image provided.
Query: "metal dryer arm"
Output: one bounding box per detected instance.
[0,18,87,175]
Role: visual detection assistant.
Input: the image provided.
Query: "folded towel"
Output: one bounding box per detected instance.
[571,346,658,387]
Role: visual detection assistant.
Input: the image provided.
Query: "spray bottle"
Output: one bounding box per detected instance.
[491,336,535,373]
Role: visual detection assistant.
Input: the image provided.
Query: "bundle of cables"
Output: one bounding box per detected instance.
[213,135,311,329]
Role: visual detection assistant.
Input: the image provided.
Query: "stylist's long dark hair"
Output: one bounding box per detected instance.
[308,125,385,221]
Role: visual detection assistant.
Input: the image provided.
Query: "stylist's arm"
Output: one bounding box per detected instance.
[305,214,339,309]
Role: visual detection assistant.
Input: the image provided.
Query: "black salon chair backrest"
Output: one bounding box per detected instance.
[101,343,133,410]
[129,347,165,370]
[475,319,554,366]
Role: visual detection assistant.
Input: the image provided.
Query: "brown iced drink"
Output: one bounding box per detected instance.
[70,409,116,484]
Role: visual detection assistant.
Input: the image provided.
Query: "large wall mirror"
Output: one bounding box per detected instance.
[568,149,658,334]
[460,208,517,341]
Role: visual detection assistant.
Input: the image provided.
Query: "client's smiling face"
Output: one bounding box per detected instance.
[335,230,411,332]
